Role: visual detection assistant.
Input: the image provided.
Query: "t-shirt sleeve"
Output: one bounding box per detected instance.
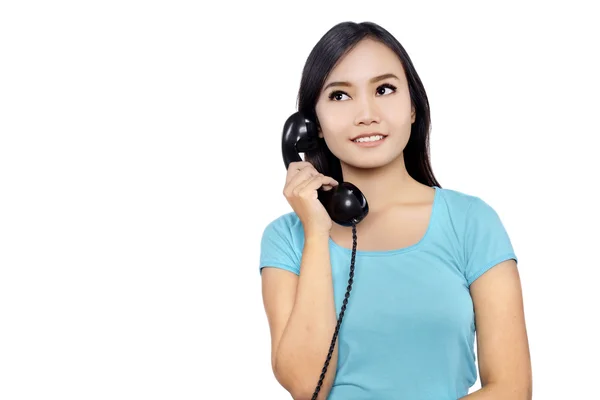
[259,216,301,276]
[463,196,518,286]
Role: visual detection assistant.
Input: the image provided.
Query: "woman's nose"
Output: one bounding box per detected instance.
[354,96,380,126]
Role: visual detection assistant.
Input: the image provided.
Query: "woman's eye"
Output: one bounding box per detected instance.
[329,91,349,101]
[377,84,397,95]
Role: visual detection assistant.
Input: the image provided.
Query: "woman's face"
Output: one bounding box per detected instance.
[315,38,415,170]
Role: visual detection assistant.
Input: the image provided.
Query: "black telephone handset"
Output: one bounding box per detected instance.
[281,111,367,399]
[282,112,369,227]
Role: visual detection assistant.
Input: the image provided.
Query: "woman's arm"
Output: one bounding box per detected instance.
[261,233,338,400]
[459,259,532,399]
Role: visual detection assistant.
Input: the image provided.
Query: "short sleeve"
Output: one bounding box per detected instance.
[463,197,518,286]
[259,216,301,276]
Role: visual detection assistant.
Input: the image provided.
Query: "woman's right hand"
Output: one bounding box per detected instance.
[283,161,339,236]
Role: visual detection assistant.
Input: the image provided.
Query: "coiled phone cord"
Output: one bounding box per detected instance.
[311,223,357,400]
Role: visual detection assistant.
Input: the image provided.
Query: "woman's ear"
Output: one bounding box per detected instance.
[317,122,324,138]
[411,106,416,123]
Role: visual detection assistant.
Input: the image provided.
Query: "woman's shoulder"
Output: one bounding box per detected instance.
[259,212,306,274]
[436,185,490,213]
[263,211,302,231]
[260,211,305,244]
[435,186,506,229]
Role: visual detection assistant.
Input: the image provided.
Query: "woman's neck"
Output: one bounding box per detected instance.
[339,154,425,213]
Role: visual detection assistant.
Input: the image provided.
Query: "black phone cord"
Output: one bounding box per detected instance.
[311,222,357,400]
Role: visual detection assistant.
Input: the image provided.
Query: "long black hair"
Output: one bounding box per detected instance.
[297,21,441,188]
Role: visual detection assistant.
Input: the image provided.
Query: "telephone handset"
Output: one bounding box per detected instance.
[281,111,367,399]
[282,111,369,226]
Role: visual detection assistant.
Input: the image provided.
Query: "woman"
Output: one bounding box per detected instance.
[259,21,532,400]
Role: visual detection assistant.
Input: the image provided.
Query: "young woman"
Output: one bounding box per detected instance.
[259,21,532,400]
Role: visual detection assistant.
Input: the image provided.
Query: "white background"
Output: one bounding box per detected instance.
[1,1,598,399]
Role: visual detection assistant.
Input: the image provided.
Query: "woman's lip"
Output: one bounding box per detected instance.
[351,133,387,140]
[352,136,387,147]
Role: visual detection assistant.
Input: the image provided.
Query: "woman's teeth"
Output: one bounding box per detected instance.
[353,135,384,143]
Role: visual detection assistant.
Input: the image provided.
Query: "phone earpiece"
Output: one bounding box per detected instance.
[282,112,319,168]
[282,111,369,227]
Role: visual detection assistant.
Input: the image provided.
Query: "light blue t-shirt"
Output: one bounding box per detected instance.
[258,186,517,400]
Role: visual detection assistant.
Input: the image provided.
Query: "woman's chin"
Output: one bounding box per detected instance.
[344,158,392,170]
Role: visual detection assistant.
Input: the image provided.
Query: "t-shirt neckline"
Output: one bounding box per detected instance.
[327,185,440,257]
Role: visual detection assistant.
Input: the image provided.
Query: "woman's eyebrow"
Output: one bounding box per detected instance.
[323,73,399,91]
